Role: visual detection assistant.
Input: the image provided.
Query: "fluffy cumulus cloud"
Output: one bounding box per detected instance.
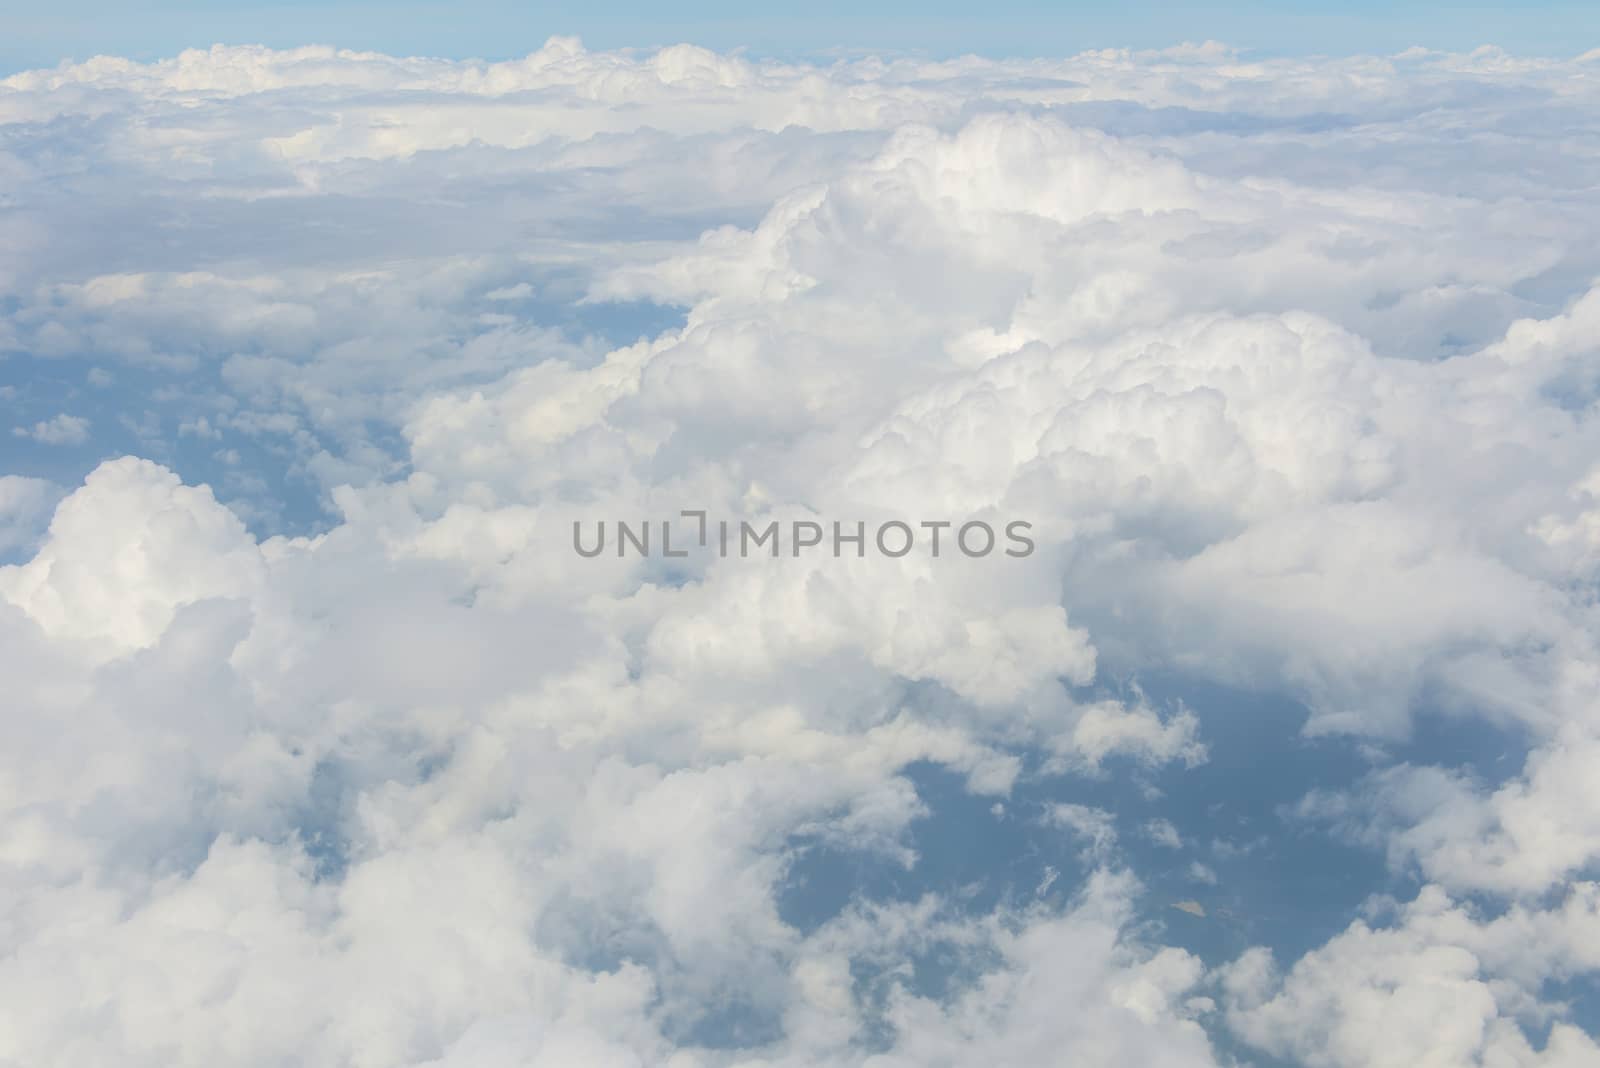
[2,35,1599,1067]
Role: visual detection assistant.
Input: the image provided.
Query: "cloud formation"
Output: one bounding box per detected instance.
[2,36,1599,1066]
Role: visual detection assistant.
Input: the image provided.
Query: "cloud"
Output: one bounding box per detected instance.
[0,457,264,655]
[1223,885,1600,1068]
[12,413,90,445]
[1146,818,1184,849]
[1,34,1599,1068]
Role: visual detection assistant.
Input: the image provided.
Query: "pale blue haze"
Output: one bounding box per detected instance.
[4,0,1599,74]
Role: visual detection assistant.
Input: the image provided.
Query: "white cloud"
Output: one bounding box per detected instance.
[1,34,1599,1068]
[1223,885,1600,1068]
[0,457,264,656]
[1146,818,1184,850]
[12,413,90,445]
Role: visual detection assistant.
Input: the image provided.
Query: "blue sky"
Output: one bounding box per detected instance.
[4,0,1600,73]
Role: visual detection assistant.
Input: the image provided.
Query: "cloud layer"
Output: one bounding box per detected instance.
[3,37,1600,1066]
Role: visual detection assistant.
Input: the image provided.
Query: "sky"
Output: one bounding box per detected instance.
[3,17,1600,1068]
[4,0,1600,73]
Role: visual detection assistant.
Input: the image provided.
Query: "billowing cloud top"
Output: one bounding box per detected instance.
[2,37,1600,1068]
